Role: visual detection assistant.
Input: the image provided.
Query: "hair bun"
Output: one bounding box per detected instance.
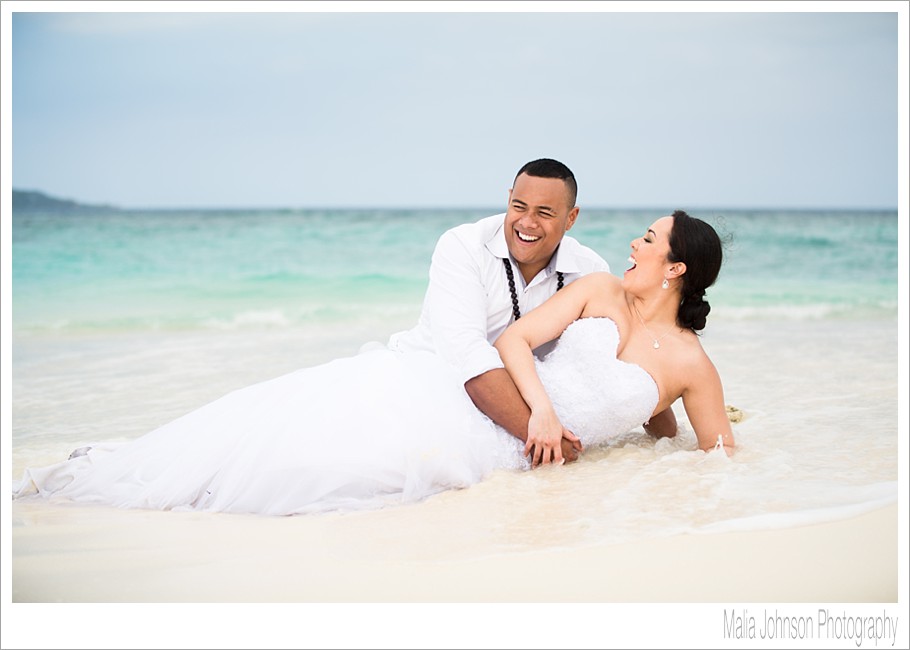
[679,295,711,331]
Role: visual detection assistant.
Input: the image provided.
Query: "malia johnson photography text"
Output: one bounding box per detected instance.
[724,609,899,646]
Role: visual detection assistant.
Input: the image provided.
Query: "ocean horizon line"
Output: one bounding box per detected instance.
[10,188,898,215]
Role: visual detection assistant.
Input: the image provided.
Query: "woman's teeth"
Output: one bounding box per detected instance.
[627,256,637,270]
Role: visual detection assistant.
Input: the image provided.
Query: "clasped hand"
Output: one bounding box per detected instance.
[524,408,583,468]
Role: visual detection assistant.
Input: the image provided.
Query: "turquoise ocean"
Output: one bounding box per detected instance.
[12,207,898,335]
[9,207,900,552]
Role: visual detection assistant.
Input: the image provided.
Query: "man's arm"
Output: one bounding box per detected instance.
[644,406,678,439]
[464,368,582,464]
[423,223,579,464]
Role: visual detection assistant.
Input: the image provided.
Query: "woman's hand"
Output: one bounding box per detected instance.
[524,407,581,467]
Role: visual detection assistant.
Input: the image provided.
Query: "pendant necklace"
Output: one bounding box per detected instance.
[503,258,563,321]
[633,301,675,349]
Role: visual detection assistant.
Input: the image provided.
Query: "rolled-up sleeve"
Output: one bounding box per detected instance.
[425,230,504,384]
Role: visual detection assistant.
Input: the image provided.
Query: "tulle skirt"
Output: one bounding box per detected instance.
[13,349,521,515]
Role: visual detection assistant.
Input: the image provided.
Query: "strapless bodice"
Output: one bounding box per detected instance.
[536,318,659,447]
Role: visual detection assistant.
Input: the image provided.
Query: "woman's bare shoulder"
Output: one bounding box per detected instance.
[679,333,722,381]
[573,271,621,292]
[573,272,626,318]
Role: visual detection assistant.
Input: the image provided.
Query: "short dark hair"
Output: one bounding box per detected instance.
[513,158,578,208]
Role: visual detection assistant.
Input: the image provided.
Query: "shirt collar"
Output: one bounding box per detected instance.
[551,238,583,274]
[485,221,510,259]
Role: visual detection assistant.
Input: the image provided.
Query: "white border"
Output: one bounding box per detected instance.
[2,2,906,649]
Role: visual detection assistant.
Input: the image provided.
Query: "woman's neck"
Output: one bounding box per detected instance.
[628,292,678,327]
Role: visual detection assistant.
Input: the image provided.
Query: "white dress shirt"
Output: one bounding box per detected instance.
[387,213,610,383]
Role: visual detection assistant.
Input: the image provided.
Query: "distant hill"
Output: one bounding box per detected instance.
[12,189,118,213]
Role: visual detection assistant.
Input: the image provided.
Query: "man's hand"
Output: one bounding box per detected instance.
[644,407,678,439]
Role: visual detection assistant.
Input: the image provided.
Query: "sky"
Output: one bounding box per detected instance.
[4,3,906,210]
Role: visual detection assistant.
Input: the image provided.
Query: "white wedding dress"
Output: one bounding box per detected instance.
[13,318,659,516]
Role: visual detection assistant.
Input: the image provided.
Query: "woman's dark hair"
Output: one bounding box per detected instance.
[667,210,723,331]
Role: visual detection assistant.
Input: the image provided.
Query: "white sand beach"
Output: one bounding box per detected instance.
[5,499,904,649]
[9,497,901,604]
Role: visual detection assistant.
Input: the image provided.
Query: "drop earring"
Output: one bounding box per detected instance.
[661,278,669,290]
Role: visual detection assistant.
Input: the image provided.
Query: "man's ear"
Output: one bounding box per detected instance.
[565,206,580,232]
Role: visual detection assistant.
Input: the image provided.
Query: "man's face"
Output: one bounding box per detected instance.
[504,173,579,282]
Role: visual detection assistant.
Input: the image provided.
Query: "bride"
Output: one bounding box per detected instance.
[497,209,734,465]
[13,210,734,516]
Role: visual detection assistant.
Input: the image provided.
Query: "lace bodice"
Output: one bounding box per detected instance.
[536,318,659,447]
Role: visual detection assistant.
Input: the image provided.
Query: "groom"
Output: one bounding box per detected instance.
[388,158,677,465]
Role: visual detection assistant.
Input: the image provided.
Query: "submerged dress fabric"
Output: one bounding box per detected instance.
[13,318,659,516]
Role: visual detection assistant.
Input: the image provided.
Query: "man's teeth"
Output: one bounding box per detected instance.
[517,231,540,242]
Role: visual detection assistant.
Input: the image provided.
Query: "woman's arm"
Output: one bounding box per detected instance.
[494,273,614,465]
[464,369,584,463]
[680,356,735,455]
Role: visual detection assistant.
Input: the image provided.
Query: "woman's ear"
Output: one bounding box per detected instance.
[667,262,687,280]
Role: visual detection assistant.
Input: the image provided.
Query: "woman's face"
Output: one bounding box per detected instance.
[622,215,675,293]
